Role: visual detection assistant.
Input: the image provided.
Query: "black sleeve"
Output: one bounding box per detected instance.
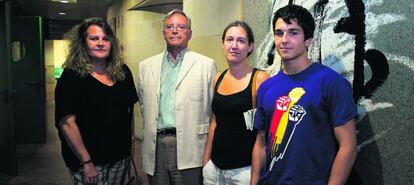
[54,69,81,128]
[123,65,138,106]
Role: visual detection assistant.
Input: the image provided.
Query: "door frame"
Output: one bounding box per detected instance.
[0,0,17,176]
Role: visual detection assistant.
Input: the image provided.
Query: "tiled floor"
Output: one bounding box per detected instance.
[0,79,148,185]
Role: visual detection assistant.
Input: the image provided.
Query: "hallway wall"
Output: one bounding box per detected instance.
[44,40,54,84]
[44,40,68,83]
[107,0,165,139]
[185,0,242,70]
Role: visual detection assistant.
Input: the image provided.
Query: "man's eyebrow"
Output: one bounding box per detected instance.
[288,28,301,31]
[275,28,301,31]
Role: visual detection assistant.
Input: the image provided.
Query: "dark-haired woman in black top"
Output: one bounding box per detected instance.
[202,21,269,185]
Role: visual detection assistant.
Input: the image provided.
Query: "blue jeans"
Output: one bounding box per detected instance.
[202,159,251,185]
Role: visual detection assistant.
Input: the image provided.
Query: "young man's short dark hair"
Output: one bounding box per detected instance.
[272,5,316,40]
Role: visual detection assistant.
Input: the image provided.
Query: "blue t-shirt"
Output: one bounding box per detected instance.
[254,63,358,185]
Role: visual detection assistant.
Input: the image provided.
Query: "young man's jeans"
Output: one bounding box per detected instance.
[202,159,251,185]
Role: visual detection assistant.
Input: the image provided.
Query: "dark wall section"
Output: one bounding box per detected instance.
[44,19,80,40]
[0,0,17,176]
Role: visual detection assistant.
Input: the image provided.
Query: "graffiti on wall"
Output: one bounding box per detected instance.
[255,0,410,122]
[315,0,389,102]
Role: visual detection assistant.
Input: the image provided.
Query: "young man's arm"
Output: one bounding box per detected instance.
[251,130,266,185]
[328,119,357,185]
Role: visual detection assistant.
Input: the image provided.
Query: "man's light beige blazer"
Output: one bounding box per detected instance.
[137,50,217,175]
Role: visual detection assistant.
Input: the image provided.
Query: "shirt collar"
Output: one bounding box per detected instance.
[165,48,187,64]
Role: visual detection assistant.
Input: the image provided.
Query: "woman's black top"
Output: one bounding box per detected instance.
[210,68,258,169]
[55,65,138,171]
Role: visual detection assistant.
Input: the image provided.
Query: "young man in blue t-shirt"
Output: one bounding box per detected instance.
[251,5,358,185]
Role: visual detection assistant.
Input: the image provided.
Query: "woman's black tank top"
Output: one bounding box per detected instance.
[210,68,258,169]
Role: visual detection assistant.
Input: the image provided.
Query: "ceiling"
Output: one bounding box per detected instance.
[15,0,183,20]
[14,0,112,39]
[130,0,182,13]
[13,0,182,39]
[15,0,111,21]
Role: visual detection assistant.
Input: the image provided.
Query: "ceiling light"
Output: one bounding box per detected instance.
[58,12,67,15]
[51,0,77,3]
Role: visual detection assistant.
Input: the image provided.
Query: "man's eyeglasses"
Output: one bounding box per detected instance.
[164,24,188,32]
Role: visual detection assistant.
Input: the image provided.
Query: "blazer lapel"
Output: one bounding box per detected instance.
[150,53,163,94]
[176,50,196,88]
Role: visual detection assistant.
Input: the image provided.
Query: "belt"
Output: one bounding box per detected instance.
[157,128,176,135]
